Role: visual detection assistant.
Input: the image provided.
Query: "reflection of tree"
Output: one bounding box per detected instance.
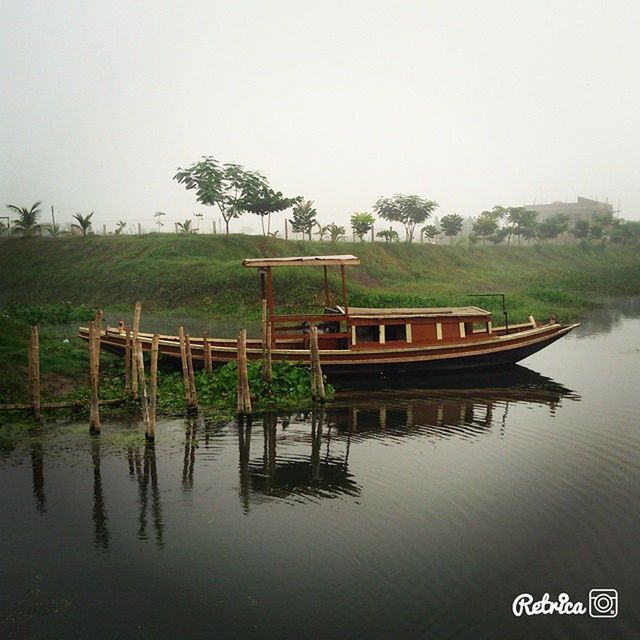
[91,438,110,551]
[29,438,46,514]
[238,417,252,513]
[131,443,164,548]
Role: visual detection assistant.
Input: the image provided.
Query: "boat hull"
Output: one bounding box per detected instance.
[79,323,578,378]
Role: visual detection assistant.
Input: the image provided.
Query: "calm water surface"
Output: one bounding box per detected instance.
[2,299,640,639]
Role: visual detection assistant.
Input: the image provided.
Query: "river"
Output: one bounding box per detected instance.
[1,299,639,639]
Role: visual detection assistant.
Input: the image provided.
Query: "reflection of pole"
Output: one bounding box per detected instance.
[147,442,164,547]
[238,417,252,513]
[263,413,277,492]
[182,416,197,490]
[30,440,46,513]
[91,438,110,550]
[311,409,323,485]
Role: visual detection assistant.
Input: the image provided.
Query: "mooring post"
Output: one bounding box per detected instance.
[185,333,198,410]
[178,326,191,407]
[88,321,101,433]
[124,326,132,394]
[310,326,325,402]
[136,338,150,433]
[131,302,142,398]
[202,331,212,375]
[148,334,159,441]
[29,325,41,419]
[237,329,252,415]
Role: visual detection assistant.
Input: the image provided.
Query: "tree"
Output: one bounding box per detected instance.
[537,213,569,243]
[317,225,330,241]
[154,211,166,232]
[173,156,269,235]
[176,220,195,233]
[46,223,63,237]
[421,224,441,244]
[243,185,299,236]
[350,212,375,241]
[72,212,94,236]
[114,220,127,235]
[326,223,346,242]
[373,194,438,243]
[471,208,503,244]
[6,201,42,237]
[376,228,399,244]
[289,200,317,240]
[590,211,620,246]
[440,214,464,243]
[505,208,538,245]
[611,220,640,245]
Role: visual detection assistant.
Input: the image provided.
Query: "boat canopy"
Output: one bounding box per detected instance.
[335,306,491,319]
[242,255,360,268]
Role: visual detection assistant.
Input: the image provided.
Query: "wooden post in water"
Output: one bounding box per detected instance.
[124,326,132,394]
[136,338,150,433]
[202,331,212,375]
[29,326,41,418]
[309,326,325,402]
[131,302,142,397]
[148,334,159,441]
[178,326,192,407]
[185,334,198,409]
[237,329,252,415]
[88,321,101,433]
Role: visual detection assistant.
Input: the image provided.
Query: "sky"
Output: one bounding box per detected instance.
[2,0,639,234]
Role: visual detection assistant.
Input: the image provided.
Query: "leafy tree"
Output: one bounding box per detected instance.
[326,223,346,242]
[173,156,269,234]
[373,194,438,243]
[611,220,640,245]
[440,214,464,243]
[177,219,195,233]
[421,224,441,244]
[350,212,375,241]
[572,219,591,240]
[472,209,503,244]
[505,207,538,245]
[376,228,399,244]
[72,212,94,236]
[537,213,569,243]
[317,225,330,241]
[6,201,42,237]
[114,220,127,235]
[243,185,299,236]
[154,211,166,232]
[590,211,620,246]
[46,223,63,237]
[290,200,317,240]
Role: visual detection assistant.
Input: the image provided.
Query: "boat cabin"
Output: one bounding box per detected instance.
[242,255,496,351]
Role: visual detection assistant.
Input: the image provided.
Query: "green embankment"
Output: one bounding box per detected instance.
[1,234,639,407]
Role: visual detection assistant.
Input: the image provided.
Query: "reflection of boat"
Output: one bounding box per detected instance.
[80,255,579,376]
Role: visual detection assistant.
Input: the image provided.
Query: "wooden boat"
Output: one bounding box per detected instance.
[79,254,579,376]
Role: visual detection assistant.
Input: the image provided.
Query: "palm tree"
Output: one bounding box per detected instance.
[114,220,127,235]
[46,223,63,237]
[326,223,346,242]
[176,219,194,233]
[6,201,42,236]
[154,211,166,232]
[72,212,94,236]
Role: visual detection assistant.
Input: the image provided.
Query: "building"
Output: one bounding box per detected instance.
[523,197,613,223]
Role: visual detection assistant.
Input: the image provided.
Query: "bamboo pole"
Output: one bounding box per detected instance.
[310,326,325,401]
[131,302,142,397]
[88,321,101,433]
[237,329,252,415]
[136,338,150,432]
[185,334,198,409]
[148,334,159,441]
[124,326,132,394]
[29,325,41,418]
[178,326,191,407]
[203,331,212,375]
[261,299,272,384]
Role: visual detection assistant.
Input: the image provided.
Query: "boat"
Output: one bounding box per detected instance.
[79,254,579,376]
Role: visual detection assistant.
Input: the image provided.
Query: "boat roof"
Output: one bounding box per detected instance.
[335,306,491,319]
[243,255,360,268]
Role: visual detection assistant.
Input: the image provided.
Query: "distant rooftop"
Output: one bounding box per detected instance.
[243,255,360,268]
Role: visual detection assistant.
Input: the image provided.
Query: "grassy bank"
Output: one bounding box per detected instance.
[2,234,640,323]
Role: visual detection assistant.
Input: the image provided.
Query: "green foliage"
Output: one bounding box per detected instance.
[243,185,299,236]
[6,201,42,237]
[373,194,438,243]
[324,223,346,242]
[290,200,318,240]
[350,212,375,240]
[537,213,569,242]
[2,302,94,325]
[421,224,441,243]
[376,228,399,244]
[72,212,94,236]
[440,213,464,241]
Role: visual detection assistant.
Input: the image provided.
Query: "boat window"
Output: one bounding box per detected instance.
[472,322,488,334]
[385,324,407,341]
[355,325,377,342]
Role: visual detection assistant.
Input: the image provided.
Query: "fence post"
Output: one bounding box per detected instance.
[148,334,159,441]
[29,325,41,419]
[237,329,252,415]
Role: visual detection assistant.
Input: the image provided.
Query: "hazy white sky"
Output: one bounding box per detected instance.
[2,0,639,232]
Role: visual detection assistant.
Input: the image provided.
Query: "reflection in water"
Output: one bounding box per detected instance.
[182,417,197,491]
[29,438,46,514]
[238,417,252,513]
[91,437,110,551]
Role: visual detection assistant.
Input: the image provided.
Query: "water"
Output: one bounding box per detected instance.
[2,299,640,639]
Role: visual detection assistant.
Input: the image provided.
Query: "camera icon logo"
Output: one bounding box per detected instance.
[589,589,618,618]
